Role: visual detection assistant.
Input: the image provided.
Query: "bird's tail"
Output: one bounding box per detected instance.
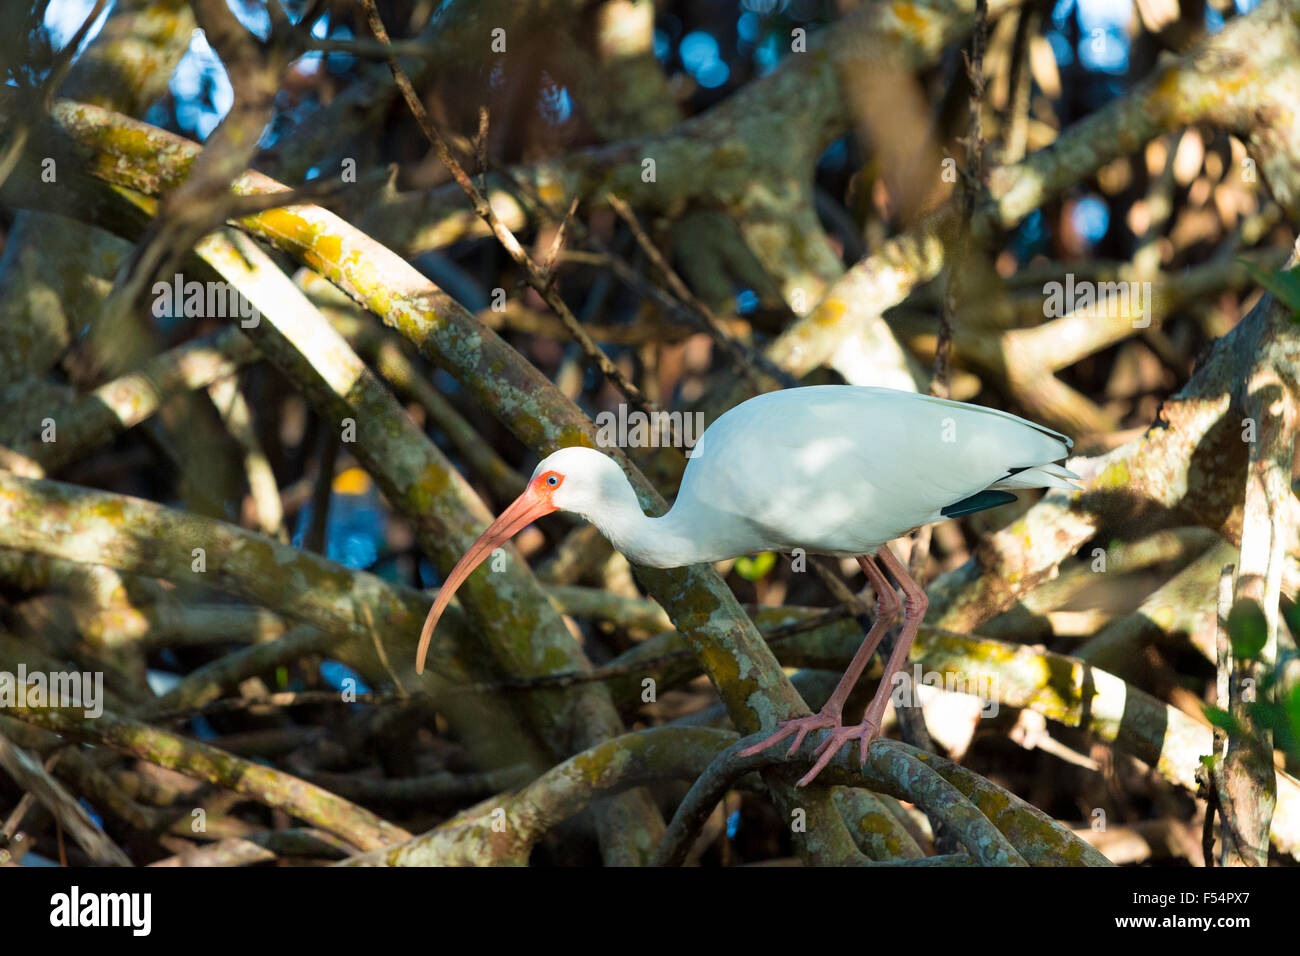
[989,462,1081,492]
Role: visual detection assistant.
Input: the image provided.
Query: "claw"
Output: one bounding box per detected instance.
[738,710,839,760]
[858,719,880,764]
[795,720,883,787]
[796,754,834,787]
[811,732,837,757]
[739,710,885,787]
[784,729,806,757]
[738,726,791,757]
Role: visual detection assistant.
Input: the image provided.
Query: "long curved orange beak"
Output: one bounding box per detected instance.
[415,481,558,674]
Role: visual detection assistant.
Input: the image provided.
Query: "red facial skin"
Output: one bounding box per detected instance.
[415,471,564,673]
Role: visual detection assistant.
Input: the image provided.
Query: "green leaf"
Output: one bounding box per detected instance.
[1240,260,1300,321]
[734,551,777,581]
[1227,598,1269,659]
[1203,705,1238,734]
[1286,685,1300,744]
[1249,701,1284,732]
[1282,599,1300,640]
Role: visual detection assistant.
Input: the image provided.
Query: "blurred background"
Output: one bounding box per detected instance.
[0,0,1296,868]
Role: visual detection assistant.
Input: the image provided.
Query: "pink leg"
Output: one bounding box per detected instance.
[793,545,929,785]
[738,554,901,777]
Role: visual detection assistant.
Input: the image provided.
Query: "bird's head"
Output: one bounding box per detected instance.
[526,446,630,519]
[415,446,626,673]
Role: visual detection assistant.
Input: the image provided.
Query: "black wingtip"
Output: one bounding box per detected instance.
[941,490,1018,518]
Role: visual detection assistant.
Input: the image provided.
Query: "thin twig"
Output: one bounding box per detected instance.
[541,195,581,289]
[358,0,660,417]
[0,0,108,190]
[934,0,988,399]
[147,605,857,723]
[605,192,784,393]
[303,419,339,555]
[499,172,798,391]
[475,105,489,195]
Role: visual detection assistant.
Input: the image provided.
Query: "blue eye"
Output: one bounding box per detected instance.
[547,475,559,486]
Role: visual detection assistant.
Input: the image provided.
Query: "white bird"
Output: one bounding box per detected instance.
[416,385,1079,785]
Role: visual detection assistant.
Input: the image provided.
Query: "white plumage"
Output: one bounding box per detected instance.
[416,385,1080,785]
[656,385,1077,559]
[522,386,1077,567]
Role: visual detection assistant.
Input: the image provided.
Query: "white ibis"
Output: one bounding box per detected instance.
[416,385,1078,785]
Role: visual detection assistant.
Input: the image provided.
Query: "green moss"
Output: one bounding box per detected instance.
[408,465,451,514]
[313,233,344,263]
[572,739,620,783]
[558,426,596,451]
[89,498,126,523]
[540,645,570,673]
[1096,461,1132,488]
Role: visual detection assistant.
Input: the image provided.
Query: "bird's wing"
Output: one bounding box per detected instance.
[872,388,1074,448]
[828,387,1076,508]
[678,386,1075,550]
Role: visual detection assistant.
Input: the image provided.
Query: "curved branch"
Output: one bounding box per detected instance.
[3,705,409,852]
[194,225,666,863]
[23,97,863,865]
[340,727,738,866]
[654,735,1103,866]
[759,0,1300,387]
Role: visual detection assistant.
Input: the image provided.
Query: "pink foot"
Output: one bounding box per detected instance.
[738,710,841,763]
[794,717,881,787]
[739,712,883,786]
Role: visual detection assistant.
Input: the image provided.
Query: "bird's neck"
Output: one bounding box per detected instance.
[582,482,708,569]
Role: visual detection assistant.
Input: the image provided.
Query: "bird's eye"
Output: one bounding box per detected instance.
[546,475,559,486]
